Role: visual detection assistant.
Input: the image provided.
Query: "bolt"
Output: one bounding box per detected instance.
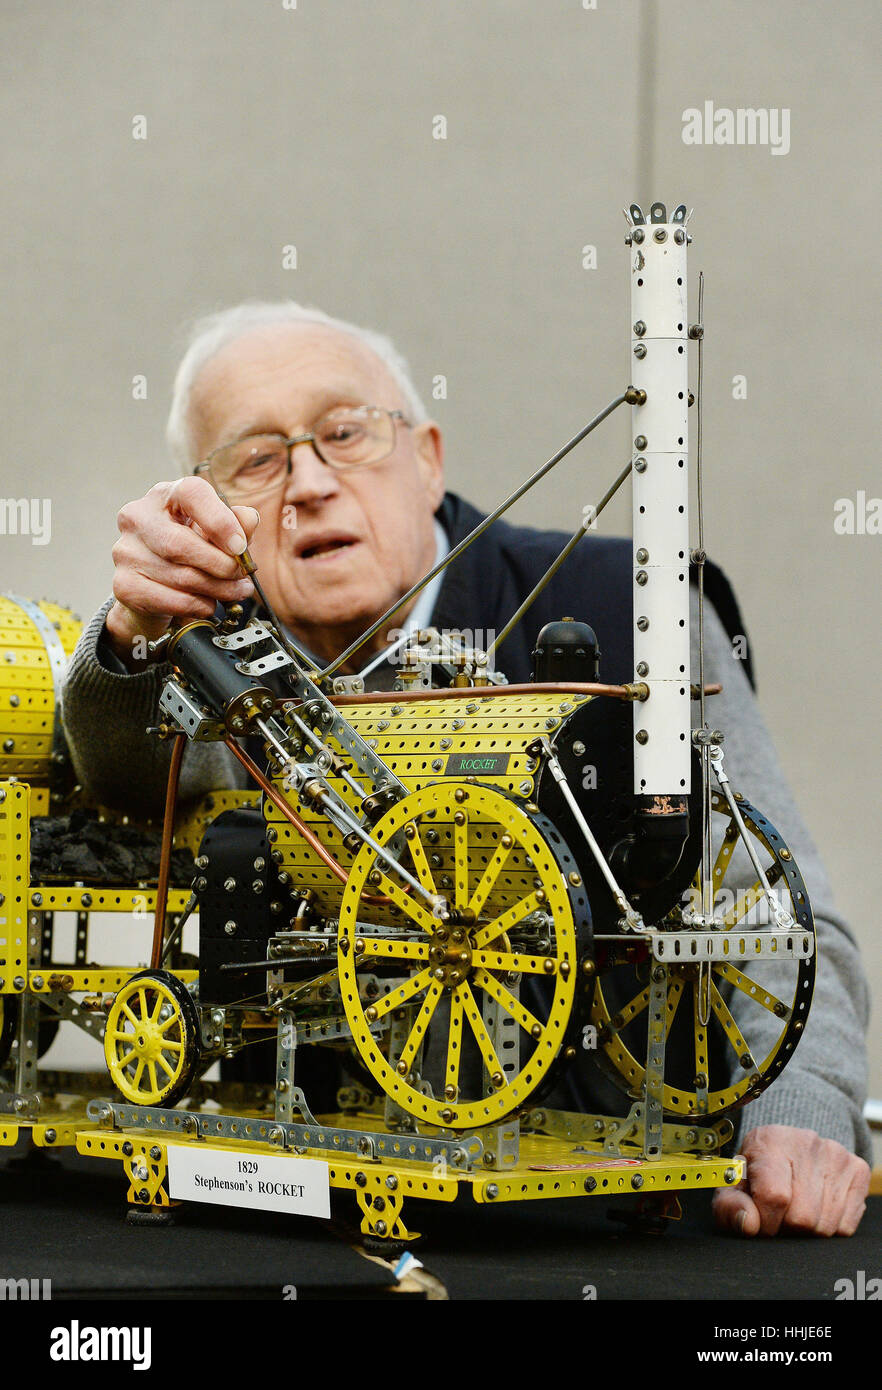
[385,1173,399,1191]
[633,227,644,244]
[44,1128,56,1143]
[223,877,236,892]
[637,616,649,631]
[631,1172,644,1189]
[224,921,237,936]
[635,570,648,587]
[485,1183,499,1200]
[688,323,704,339]
[441,1108,455,1124]
[634,435,647,451]
[355,1171,367,1187]
[653,227,667,242]
[137,1189,151,1203]
[519,780,532,794]
[635,729,649,745]
[724,1166,738,1184]
[633,342,647,358]
[195,855,209,869]
[674,227,686,244]
[633,320,646,336]
[122,1141,134,1157]
[584,1176,597,1192]
[636,662,649,677]
[634,456,647,473]
[150,1146,161,1161]
[636,547,649,564]
[374,1220,387,1236]
[32,893,42,907]
[32,975,44,989]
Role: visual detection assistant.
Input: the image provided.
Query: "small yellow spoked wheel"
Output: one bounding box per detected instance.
[104,969,201,1107]
[590,792,815,1118]
[338,782,590,1130]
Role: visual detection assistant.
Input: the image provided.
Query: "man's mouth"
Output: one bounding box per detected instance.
[296,534,360,562]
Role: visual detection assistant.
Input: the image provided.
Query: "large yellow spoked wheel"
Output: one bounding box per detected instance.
[590,791,815,1119]
[104,970,201,1107]
[338,782,591,1130]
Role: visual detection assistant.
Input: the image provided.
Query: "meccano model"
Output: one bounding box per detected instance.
[0,203,815,1243]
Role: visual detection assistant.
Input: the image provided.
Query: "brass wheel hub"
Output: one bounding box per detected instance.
[427,921,474,989]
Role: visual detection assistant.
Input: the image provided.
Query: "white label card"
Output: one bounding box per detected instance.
[166,1143,331,1219]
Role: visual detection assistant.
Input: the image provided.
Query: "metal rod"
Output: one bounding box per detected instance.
[489,457,634,660]
[150,731,185,970]
[317,392,632,681]
[222,736,391,907]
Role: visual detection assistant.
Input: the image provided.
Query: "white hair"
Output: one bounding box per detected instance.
[165,300,428,470]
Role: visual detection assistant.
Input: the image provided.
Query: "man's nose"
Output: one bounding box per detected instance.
[283,439,341,506]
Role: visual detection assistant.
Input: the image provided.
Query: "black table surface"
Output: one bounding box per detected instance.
[1,1142,880,1304]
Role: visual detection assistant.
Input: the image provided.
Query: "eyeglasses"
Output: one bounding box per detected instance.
[194,405,412,500]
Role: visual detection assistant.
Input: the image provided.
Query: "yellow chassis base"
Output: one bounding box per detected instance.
[3,1098,745,1243]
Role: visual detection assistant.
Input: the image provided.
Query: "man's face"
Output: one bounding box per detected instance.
[188,322,445,665]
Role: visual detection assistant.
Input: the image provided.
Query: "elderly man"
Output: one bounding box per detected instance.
[62,301,872,1239]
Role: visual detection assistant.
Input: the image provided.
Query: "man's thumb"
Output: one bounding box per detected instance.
[712,1185,761,1236]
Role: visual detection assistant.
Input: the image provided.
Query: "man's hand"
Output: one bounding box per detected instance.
[712,1125,870,1236]
[106,477,260,669]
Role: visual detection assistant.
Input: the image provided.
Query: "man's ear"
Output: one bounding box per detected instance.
[412,421,445,511]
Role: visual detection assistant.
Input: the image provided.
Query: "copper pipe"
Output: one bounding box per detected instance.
[314,681,722,706]
[151,730,186,970]
[224,737,350,885]
[223,737,390,905]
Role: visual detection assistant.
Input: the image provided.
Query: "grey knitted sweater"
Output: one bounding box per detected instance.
[61,587,872,1160]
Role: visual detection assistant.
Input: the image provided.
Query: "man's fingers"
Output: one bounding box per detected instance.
[837,1160,871,1236]
[739,1143,793,1236]
[712,1184,762,1237]
[111,571,242,627]
[230,505,261,545]
[156,476,250,555]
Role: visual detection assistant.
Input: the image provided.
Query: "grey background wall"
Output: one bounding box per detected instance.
[1,2,880,1103]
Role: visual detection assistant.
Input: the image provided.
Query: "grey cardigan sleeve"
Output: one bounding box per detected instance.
[60,598,249,821]
[691,588,872,1160]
